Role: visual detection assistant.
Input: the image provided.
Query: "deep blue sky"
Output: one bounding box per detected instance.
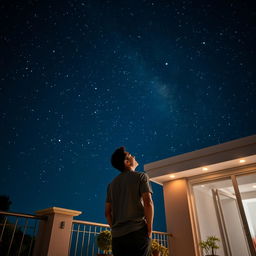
[1,0,256,231]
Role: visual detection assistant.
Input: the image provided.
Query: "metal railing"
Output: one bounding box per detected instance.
[69,220,171,256]
[0,211,45,256]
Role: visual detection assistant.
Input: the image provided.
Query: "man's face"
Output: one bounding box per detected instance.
[124,152,139,170]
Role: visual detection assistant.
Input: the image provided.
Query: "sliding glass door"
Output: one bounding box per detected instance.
[213,188,250,256]
[236,173,256,254]
[192,172,256,256]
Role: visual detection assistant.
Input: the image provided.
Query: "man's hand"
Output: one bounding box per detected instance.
[142,192,154,238]
[148,227,152,238]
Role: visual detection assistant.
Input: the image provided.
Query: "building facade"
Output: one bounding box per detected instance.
[145,135,256,256]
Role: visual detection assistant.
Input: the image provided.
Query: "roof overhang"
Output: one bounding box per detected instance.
[144,135,256,185]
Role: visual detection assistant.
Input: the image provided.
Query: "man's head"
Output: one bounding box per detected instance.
[111,147,139,172]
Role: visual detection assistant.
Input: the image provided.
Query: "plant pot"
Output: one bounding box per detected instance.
[152,251,160,256]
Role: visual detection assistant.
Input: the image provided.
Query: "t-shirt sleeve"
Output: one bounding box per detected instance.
[106,184,112,203]
[139,173,153,195]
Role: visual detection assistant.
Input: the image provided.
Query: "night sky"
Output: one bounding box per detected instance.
[1,0,256,231]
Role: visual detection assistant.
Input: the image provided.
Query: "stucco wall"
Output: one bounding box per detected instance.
[163,179,196,256]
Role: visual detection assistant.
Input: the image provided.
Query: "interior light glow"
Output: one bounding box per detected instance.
[239,159,246,163]
[169,175,175,179]
[253,185,256,189]
[202,167,208,171]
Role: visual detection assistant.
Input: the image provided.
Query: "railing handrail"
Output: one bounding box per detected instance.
[72,219,109,227]
[152,230,172,236]
[0,210,47,220]
[72,219,172,236]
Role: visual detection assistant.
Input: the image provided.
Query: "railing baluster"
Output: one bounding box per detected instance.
[7,217,19,256]
[17,218,29,256]
[0,216,8,241]
[91,225,97,256]
[86,225,91,256]
[163,234,167,247]
[80,224,86,256]
[97,226,103,254]
[28,219,38,256]
[74,224,80,256]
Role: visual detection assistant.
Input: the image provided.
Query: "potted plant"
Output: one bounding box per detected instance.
[159,244,169,256]
[151,239,169,256]
[96,230,112,256]
[199,236,220,256]
[151,240,161,256]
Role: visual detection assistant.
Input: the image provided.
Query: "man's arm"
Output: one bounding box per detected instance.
[142,192,154,238]
[105,202,112,227]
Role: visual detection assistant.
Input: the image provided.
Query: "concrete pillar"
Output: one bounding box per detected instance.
[163,179,197,256]
[33,207,82,256]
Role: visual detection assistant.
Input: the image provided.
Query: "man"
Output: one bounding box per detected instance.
[105,147,154,256]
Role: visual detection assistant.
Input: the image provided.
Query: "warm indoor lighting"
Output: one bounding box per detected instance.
[201,185,205,188]
[202,167,208,171]
[169,175,175,179]
[253,185,256,189]
[239,159,246,163]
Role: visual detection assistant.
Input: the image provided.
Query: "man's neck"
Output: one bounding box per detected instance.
[124,167,136,172]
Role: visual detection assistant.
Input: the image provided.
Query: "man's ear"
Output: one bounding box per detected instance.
[124,159,129,167]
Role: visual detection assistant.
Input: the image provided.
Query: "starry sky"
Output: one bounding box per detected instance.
[1,0,256,231]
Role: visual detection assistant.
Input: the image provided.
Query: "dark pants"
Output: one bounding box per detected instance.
[112,225,151,256]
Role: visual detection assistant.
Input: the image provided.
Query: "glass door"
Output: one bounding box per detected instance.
[213,188,250,256]
[235,173,256,254]
[192,176,255,256]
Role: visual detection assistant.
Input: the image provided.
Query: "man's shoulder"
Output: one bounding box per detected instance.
[134,171,148,177]
[130,171,149,181]
[109,171,149,185]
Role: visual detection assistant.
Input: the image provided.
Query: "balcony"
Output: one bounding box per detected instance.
[0,207,171,256]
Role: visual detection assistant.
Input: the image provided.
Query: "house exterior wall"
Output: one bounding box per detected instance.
[145,136,256,255]
[163,179,196,256]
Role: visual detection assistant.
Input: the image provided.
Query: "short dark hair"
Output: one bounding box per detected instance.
[111,146,126,172]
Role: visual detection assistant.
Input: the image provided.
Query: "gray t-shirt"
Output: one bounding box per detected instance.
[106,170,153,238]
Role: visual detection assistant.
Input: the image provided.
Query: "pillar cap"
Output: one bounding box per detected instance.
[35,207,82,217]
